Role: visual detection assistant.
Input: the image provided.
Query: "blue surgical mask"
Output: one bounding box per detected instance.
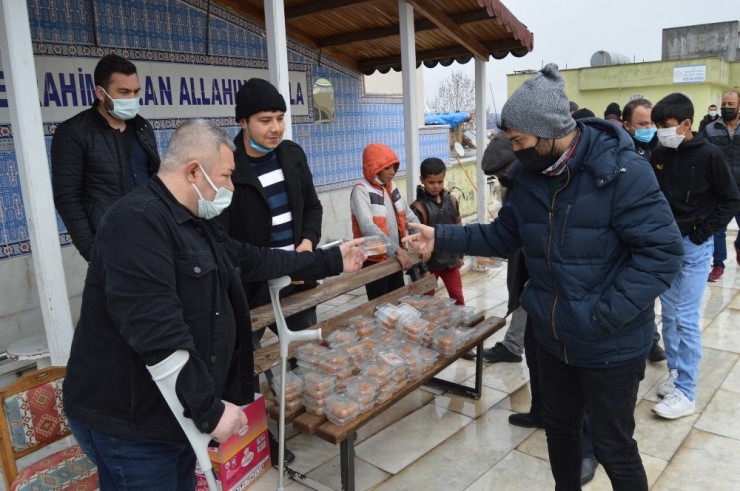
[101,88,140,120]
[245,126,278,154]
[634,127,657,143]
[192,164,233,219]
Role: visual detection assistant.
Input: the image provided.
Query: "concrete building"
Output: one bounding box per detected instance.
[507,21,740,128]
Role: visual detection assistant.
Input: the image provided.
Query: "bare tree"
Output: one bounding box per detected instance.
[429,70,475,113]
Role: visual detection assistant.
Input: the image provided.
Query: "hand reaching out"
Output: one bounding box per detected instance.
[339,238,366,272]
[402,223,436,258]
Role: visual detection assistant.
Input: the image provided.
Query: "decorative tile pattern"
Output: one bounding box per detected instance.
[0,0,448,260]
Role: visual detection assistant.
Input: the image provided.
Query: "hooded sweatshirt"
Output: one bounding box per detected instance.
[350,143,418,261]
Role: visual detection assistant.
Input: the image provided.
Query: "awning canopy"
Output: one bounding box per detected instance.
[215,0,533,74]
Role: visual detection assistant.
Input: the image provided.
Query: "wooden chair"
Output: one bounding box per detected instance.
[0,367,98,491]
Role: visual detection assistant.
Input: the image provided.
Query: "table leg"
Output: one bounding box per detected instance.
[340,432,356,491]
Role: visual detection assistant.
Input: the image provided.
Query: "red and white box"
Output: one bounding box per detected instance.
[196,394,270,490]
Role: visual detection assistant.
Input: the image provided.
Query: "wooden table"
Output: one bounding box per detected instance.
[250,256,506,490]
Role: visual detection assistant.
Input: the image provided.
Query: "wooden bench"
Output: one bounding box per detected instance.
[250,255,506,491]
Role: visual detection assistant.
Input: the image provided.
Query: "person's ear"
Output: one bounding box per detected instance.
[185,161,201,182]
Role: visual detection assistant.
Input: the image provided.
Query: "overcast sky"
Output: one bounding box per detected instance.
[423,1,739,113]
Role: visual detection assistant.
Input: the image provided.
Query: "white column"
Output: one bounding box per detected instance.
[0,0,74,365]
[475,58,488,224]
[399,0,420,200]
[264,0,292,140]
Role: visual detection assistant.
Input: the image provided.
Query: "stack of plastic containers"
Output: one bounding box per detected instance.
[324,393,361,426]
[302,370,337,416]
[343,375,377,413]
[273,371,304,413]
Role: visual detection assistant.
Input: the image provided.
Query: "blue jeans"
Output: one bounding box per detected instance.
[69,417,197,490]
[711,210,740,267]
[538,345,647,491]
[660,236,713,401]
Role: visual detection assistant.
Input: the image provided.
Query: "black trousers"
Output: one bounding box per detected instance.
[538,345,648,491]
[364,260,405,300]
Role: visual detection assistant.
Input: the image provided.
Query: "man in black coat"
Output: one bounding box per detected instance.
[51,54,160,261]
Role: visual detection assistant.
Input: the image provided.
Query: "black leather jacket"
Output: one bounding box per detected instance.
[51,101,160,260]
[63,177,343,443]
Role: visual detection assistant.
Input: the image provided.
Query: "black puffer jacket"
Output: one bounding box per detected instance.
[51,101,160,260]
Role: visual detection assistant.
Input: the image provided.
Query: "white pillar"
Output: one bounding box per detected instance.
[475,58,488,224]
[399,0,420,200]
[264,0,292,140]
[0,0,74,365]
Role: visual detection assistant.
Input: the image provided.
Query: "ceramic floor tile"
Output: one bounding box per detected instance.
[694,388,740,440]
[356,389,434,443]
[703,310,740,353]
[720,358,740,393]
[643,346,737,408]
[433,358,478,384]
[515,426,547,461]
[640,360,670,402]
[433,385,508,418]
[504,384,534,414]
[356,404,472,474]
[281,432,338,475]
[249,468,279,490]
[652,429,740,491]
[700,283,737,319]
[478,358,530,393]
[633,399,699,461]
[304,455,389,491]
[373,408,533,490]
[465,450,555,490]
[728,290,740,310]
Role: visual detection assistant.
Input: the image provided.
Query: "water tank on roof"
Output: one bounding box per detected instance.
[590,50,631,67]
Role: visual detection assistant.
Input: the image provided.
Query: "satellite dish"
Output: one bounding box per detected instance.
[454,142,465,157]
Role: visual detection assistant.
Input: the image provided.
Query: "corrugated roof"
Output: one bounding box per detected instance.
[215,0,533,74]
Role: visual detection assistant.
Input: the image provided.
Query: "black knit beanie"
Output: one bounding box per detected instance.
[234,78,287,121]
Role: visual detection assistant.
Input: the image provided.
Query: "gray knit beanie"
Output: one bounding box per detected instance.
[500,63,576,139]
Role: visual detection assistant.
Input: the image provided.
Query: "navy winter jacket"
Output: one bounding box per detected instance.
[436,120,683,367]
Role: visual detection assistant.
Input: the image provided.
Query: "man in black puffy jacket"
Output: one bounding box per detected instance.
[405,64,683,490]
[51,54,160,261]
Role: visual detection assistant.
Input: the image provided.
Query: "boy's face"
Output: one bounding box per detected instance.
[421,172,446,197]
[376,164,399,185]
[655,117,690,134]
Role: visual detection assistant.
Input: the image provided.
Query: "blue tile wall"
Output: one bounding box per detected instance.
[0,0,448,260]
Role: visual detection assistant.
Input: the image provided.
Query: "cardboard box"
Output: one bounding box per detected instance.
[196,394,270,490]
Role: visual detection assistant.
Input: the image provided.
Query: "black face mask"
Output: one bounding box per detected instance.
[514,139,560,173]
[721,107,738,121]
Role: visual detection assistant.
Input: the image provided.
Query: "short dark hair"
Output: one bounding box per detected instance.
[94,54,137,89]
[572,108,595,120]
[709,104,718,110]
[420,157,446,177]
[622,98,652,123]
[604,102,621,118]
[652,93,694,125]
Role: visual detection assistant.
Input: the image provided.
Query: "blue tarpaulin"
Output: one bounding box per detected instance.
[424,112,470,129]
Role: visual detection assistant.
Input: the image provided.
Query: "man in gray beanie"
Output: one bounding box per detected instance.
[216,78,323,466]
[404,63,683,490]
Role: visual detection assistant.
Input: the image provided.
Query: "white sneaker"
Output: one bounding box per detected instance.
[657,369,678,398]
[652,389,696,419]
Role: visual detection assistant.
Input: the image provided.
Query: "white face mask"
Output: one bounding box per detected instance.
[656,126,685,149]
[192,164,233,219]
[101,87,140,120]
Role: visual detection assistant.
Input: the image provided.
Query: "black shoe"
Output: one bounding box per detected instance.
[482,342,523,363]
[508,412,543,428]
[647,341,666,362]
[461,349,477,361]
[580,456,598,485]
[268,431,295,466]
